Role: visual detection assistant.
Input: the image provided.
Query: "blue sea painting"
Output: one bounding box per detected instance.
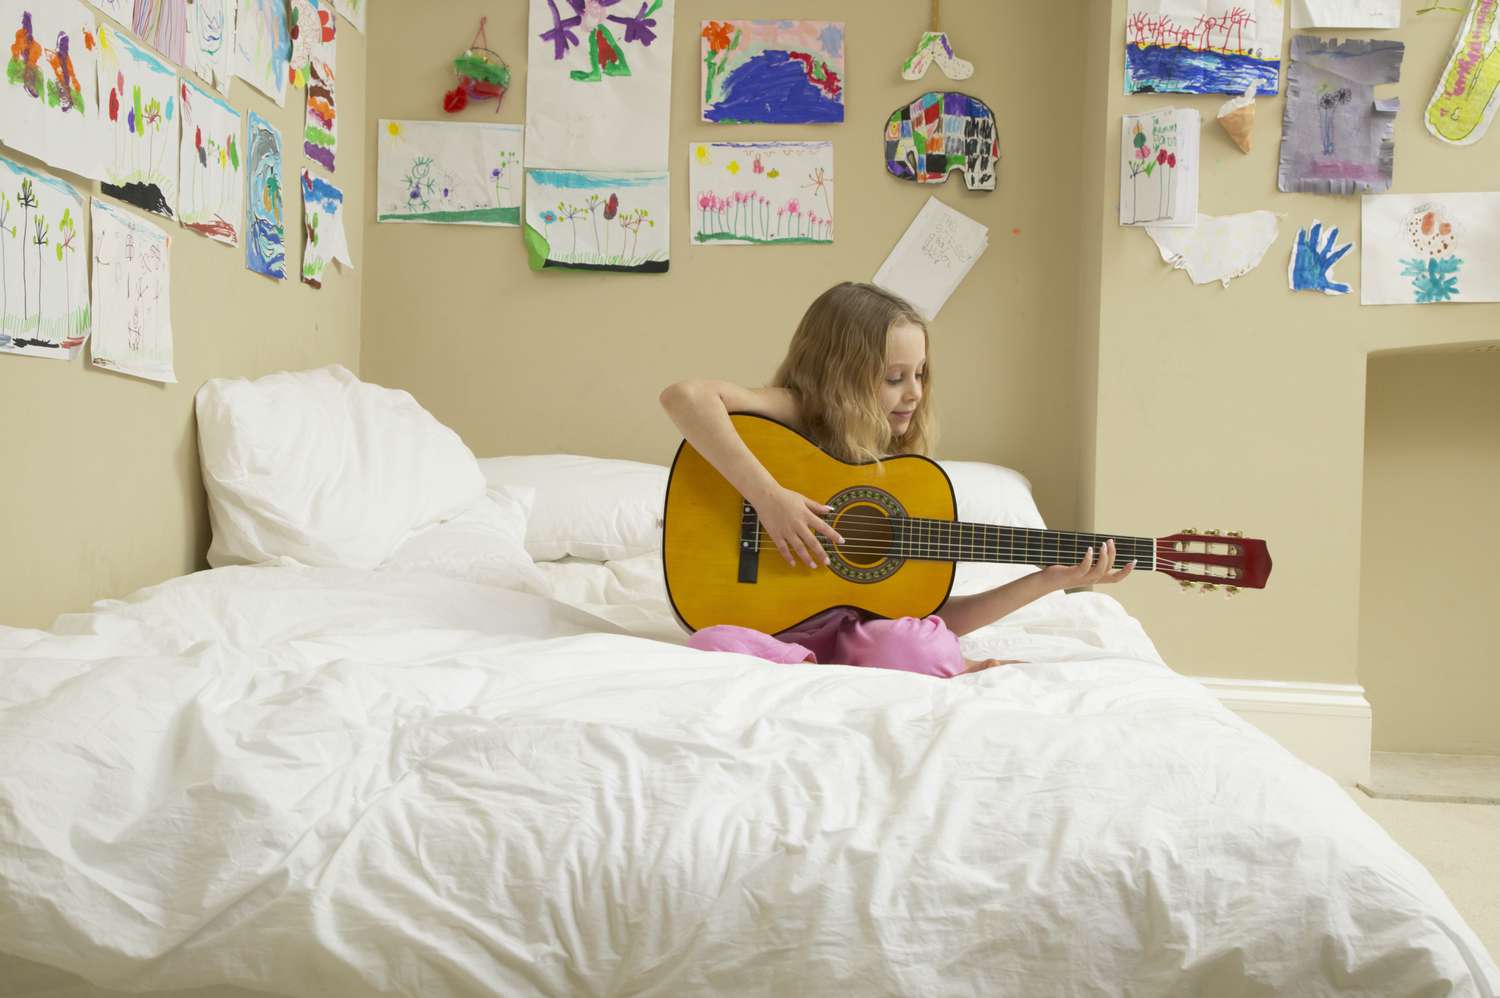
[702,19,844,124]
[245,111,286,280]
[1125,44,1280,96]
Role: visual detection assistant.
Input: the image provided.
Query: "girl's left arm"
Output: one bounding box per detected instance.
[937,539,1135,638]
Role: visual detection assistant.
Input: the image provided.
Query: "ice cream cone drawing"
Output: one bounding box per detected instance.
[1217,84,1257,153]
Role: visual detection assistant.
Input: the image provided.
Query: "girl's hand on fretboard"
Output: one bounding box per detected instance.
[1038,538,1136,590]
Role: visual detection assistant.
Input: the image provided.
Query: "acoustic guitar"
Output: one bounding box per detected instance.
[662,414,1272,634]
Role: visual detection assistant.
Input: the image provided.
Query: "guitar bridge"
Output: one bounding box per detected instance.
[739,499,760,584]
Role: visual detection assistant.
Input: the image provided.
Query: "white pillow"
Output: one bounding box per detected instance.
[477,455,667,562]
[938,460,1047,595]
[382,486,548,593]
[196,365,487,569]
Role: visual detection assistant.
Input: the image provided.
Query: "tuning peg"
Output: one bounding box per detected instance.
[1224,586,1240,598]
[1201,583,1219,594]
[1183,527,1197,534]
[1227,530,1243,538]
[1205,529,1221,536]
[1179,580,1195,592]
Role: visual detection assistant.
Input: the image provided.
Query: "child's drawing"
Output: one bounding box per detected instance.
[234,0,290,106]
[289,0,335,90]
[1277,37,1403,196]
[690,142,834,246]
[186,0,237,96]
[86,0,131,18]
[1425,0,1500,146]
[0,0,108,180]
[538,0,665,82]
[90,198,175,383]
[1289,220,1354,295]
[304,61,337,172]
[377,120,522,226]
[245,110,285,280]
[300,170,352,289]
[1291,0,1401,27]
[1361,193,1500,305]
[1120,108,1199,227]
[331,0,363,34]
[178,79,243,246]
[0,156,90,360]
[1125,0,1283,96]
[701,19,843,124]
[525,0,674,171]
[98,24,179,220]
[132,0,187,64]
[524,169,668,274]
[884,92,999,191]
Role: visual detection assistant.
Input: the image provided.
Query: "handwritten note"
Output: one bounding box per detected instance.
[872,197,989,320]
[1291,0,1401,28]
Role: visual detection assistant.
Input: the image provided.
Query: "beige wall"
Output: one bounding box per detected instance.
[362,2,1090,532]
[0,11,367,629]
[1088,0,1500,690]
[1361,348,1500,755]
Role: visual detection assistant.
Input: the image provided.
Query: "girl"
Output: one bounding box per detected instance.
[659,282,1133,678]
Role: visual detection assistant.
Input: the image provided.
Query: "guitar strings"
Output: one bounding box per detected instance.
[738,507,1158,544]
[741,513,1157,552]
[751,529,1150,564]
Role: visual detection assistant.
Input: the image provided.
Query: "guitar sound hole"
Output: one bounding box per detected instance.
[826,487,906,585]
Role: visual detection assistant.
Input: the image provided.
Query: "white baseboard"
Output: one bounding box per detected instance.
[1191,676,1372,787]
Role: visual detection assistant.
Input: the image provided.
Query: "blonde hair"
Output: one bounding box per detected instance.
[772,282,938,464]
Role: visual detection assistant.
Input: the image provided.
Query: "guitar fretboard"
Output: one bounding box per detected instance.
[845,518,1157,571]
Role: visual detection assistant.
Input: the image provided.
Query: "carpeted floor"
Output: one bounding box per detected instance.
[1346,753,1500,961]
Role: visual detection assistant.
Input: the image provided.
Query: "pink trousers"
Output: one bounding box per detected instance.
[687,607,966,679]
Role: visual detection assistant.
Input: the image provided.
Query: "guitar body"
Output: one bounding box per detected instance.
[663,414,955,635]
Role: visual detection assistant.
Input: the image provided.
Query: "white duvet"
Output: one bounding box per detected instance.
[1,526,1496,996]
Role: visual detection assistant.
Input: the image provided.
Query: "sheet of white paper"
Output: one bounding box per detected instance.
[524,169,670,273]
[178,79,244,246]
[186,0,237,96]
[0,156,91,360]
[234,0,289,106]
[1144,211,1281,287]
[89,199,175,383]
[689,141,834,246]
[0,0,109,180]
[1120,108,1199,228]
[331,0,363,33]
[1291,0,1400,27]
[97,23,179,220]
[524,0,674,170]
[872,196,990,320]
[300,171,352,289]
[1360,193,1500,305]
[377,120,523,226]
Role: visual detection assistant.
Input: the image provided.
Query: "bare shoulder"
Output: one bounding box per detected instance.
[709,382,804,431]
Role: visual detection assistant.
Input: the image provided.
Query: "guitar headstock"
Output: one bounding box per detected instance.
[1156,529,1272,596]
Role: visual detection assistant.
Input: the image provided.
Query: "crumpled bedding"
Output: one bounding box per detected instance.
[0,542,1495,997]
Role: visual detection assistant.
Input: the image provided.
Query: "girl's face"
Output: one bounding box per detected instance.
[880,320,926,436]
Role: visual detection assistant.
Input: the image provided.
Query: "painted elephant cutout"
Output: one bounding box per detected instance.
[884,92,999,191]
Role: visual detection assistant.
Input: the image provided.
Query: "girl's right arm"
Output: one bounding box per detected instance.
[659,380,843,569]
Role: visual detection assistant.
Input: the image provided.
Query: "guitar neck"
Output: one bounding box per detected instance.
[883,519,1158,571]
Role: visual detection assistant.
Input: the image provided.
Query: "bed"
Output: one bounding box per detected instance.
[1,366,1495,997]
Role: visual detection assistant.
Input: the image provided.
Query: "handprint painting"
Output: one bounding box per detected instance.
[1361,193,1500,306]
[1289,221,1353,296]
